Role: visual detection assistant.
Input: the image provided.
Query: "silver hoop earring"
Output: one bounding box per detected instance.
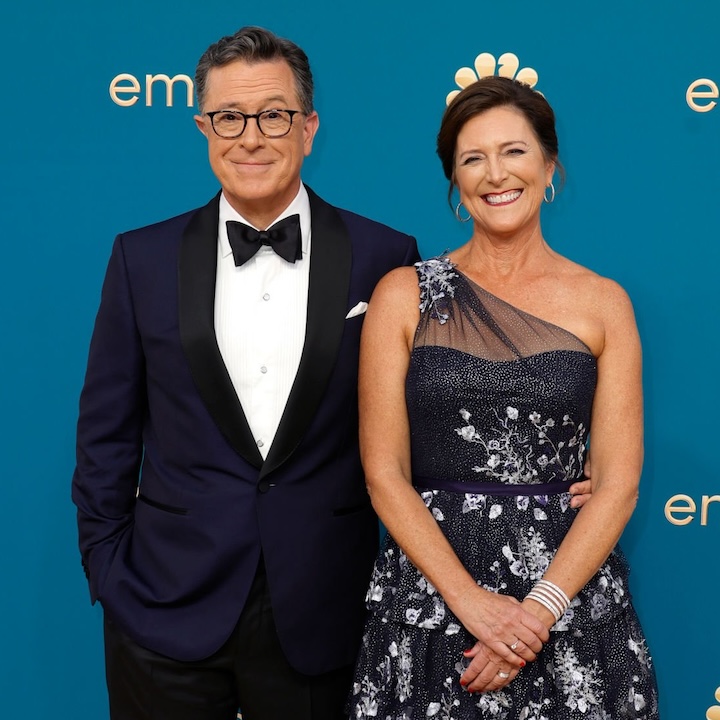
[543,182,555,204]
[455,202,471,222]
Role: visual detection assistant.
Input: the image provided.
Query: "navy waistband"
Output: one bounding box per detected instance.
[412,475,572,497]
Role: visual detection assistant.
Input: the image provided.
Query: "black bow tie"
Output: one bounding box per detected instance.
[226,214,302,267]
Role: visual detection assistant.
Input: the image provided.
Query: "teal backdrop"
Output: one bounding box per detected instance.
[2,0,718,717]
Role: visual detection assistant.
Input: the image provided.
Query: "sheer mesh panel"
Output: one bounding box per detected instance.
[415,267,592,362]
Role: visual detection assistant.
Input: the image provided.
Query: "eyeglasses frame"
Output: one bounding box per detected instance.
[205,108,304,139]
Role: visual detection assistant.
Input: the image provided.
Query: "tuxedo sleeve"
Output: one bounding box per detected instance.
[71,234,145,603]
[403,234,422,267]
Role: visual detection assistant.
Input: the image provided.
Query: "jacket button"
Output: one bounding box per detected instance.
[258,479,270,493]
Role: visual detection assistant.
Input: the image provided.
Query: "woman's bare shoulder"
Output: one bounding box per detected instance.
[370,265,421,305]
[557,256,635,314]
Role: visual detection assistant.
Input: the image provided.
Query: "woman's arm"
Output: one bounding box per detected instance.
[525,278,642,614]
[359,267,549,691]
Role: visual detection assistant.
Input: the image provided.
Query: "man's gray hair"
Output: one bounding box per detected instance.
[195,26,314,114]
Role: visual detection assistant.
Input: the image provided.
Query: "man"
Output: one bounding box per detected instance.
[72,26,419,720]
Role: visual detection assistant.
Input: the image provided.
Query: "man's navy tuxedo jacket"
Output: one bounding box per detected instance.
[72,188,420,674]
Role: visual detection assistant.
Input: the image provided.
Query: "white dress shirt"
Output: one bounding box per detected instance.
[215,184,311,459]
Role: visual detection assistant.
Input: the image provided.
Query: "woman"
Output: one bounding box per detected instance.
[349,77,659,719]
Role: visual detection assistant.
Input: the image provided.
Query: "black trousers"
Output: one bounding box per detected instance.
[104,561,354,720]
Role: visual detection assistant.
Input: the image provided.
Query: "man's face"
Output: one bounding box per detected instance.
[194,59,319,228]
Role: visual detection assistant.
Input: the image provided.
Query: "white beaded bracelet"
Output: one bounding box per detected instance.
[525,579,571,622]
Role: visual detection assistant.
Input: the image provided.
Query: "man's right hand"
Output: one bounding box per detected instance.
[569,454,592,508]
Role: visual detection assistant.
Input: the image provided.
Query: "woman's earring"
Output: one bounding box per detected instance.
[543,182,556,204]
[455,202,471,222]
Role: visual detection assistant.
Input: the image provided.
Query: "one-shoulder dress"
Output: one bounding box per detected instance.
[349,257,659,720]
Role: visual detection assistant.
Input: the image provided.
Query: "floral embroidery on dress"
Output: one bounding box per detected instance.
[416,257,458,325]
[502,526,553,581]
[391,632,414,702]
[475,690,513,718]
[519,677,552,720]
[478,559,509,595]
[454,407,587,486]
[553,640,604,713]
[353,654,388,719]
[628,635,653,670]
[426,676,461,719]
[421,490,445,522]
[533,412,587,482]
[589,563,629,620]
[622,677,649,718]
[405,582,447,630]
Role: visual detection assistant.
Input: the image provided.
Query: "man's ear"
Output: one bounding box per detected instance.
[194,114,209,137]
[302,111,320,157]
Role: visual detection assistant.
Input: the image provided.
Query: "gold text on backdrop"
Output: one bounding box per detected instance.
[686,78,718,112]
[109,73,194,107]
[664,494,720,525]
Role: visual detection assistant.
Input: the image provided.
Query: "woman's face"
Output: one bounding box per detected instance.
[454,105,555,239]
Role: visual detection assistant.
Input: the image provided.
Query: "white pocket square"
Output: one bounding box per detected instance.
[345,301,368,319]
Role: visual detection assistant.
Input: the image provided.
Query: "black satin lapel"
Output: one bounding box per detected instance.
[260,187,352,478]
[178,194,263,468]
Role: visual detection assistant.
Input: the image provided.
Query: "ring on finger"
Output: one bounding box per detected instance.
[510,640,519,651]
[497,671,510,679]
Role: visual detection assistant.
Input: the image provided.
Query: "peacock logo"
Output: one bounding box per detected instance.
[707,687,720,720]
[446,52,539,106]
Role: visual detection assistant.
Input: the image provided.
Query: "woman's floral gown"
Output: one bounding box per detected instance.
[349,258,659,720]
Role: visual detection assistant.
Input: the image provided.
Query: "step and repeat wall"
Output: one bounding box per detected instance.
[2,0,718,717]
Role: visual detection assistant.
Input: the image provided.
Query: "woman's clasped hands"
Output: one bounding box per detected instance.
[456,589,549,694]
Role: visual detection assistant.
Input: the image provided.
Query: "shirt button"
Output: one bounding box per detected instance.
[262,293,270,301]
[256,439,264,448]
[260,366,268,374]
